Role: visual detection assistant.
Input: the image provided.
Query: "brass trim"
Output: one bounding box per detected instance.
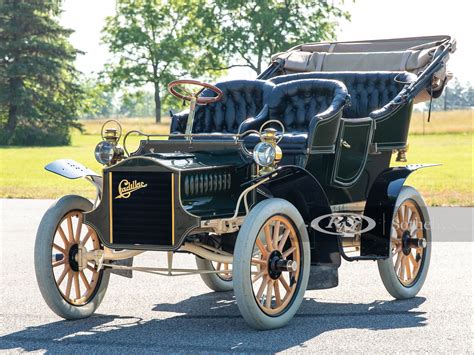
[171,174,175,245]
[109,172,113,243]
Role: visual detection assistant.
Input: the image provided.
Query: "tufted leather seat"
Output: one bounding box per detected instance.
[242,79,349,156]
[169,79,274,134]
[270,72,416,118]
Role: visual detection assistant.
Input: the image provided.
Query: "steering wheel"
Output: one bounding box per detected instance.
[168,79,223,105]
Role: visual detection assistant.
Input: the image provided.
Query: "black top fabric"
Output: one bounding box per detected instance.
[270,71,416,118]
[170,79,274,134]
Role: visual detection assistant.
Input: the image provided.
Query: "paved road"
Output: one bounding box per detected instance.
[0,199,472,353]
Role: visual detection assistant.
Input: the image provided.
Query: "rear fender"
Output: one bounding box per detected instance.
[361,164,440,257]
[45,159,103,202]
[260,166,341,267]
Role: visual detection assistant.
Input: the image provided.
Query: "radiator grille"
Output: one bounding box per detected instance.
[109,171,173,246]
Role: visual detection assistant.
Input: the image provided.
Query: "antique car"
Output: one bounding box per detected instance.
[35,35,455,329]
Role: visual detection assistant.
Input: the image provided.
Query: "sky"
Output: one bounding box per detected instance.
[61,0,473,83]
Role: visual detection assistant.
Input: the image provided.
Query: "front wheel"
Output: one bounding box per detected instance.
[233,198,310,330]
[377,186,431,299]
[34,195,110,319]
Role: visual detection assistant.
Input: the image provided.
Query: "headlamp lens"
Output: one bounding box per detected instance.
[94,141,115,165]
[253,142,276,167]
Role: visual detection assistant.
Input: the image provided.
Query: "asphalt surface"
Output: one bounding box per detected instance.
[0,199,472,353]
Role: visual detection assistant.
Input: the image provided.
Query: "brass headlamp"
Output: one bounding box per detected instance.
[95,120,124,166]
[253,121,284,175]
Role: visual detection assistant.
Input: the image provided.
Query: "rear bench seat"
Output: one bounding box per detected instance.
[269,71,416,119]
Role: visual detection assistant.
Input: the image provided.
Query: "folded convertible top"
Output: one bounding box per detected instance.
[271,35,456,102]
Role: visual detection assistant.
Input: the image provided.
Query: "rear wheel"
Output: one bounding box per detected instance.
[233,198,310,330]
[195,257,233,292]
[377,186,431,299]
[35,195,110,319]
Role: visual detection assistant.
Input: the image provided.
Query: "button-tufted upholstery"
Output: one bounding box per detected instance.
[242,79,349,160]
[169,79,274,134]
[270,72,416,118]
[266,79,348,131]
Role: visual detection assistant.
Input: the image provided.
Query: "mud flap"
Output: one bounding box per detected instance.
[307,265,338,290]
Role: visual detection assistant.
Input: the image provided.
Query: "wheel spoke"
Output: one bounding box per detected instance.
[251,258,267,266]
[394,252,402,272]
[282,246,296,259]
[274,280,282,306]
[392,245,402,256]
[397,209,403,228]
[52,259,65,268]
[75,214,83,243]
[65,271,73,298]
[256,278,267,300]
[252,270,265,283]
[87,264,96,272]
[53,243,66,254]
[216,262,221,271]
[265,280,273,308]
[400,256,406,280]
[67,215,74,243]
[74,273,81,299]
[279,275,291,293]
[82,229,93,246]
[80,271,91,290]
[57,265,69,285]
[264,225,273,251]
[273,221,281,250]
[58,226,69,246]
[255,239,267,258]
[278,229,291,252]
[405,258,412,280]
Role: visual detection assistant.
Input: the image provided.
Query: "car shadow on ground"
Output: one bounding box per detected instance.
[0,294,427,353]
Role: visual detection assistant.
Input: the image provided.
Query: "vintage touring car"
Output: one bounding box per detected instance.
[35,35,455,329]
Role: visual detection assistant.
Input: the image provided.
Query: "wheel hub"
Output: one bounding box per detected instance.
[402,231,427,255]
[68,244,79,271]
[267,250,298,280]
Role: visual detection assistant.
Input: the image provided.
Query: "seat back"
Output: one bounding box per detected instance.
[190,79,274,134]
[267,79,348,133]
[270,72,415,118]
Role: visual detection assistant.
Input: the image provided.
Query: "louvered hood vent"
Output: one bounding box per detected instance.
[183,171,232,196]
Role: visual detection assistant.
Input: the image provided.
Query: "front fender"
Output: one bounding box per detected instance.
[361,164,440,257]
[260,165,340,267]
[45,159,103,197]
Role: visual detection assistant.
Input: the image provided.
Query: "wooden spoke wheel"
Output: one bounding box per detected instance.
[251,216,301,315]
[35,195,110,319]
[214,261,232,281]
[233,198,310,330]
[391,200,425,286]
[195,256,233,292]
[51,211,102,305]
[377,186,431,299]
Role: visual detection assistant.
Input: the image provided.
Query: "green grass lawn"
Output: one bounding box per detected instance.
[0,125,472,206]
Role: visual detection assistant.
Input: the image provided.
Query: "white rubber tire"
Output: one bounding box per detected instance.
[34,195,110,319]
[195,257,233,292]
[377,186,431,299]
[233,198,310,330]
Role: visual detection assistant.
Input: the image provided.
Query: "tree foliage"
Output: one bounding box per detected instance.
[0,0,83,145]
[212,0,350,74]
[102,0,226,123]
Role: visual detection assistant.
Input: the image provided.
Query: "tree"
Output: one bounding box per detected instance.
[425,78,474,111]
[102,0,226,123]
[80,77,115,119]
[0,0,83,145]
[213,0,350,74]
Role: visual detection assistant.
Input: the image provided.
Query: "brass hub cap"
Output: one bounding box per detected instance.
[391,200,425,286]
[251,215,301,315]
[51,211,101,305]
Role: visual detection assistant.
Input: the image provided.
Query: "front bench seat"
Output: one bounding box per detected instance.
[243,79,349,159]
[170,79,275,135]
